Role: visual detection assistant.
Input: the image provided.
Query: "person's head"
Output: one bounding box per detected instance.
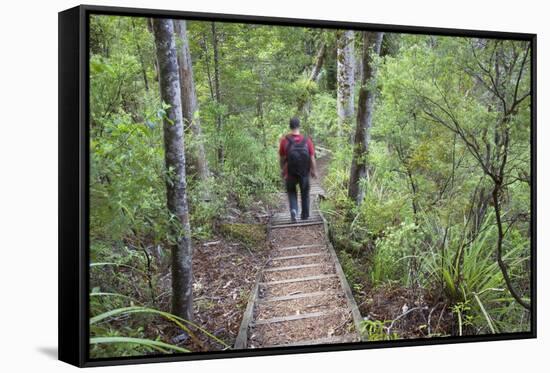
[289,117,300,131]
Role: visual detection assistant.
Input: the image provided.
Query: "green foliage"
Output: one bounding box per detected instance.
[420,213,530,334]
[89,301,230,357]
[451,301,474,336]
[371,221,419,286]
[355,167,411,237]
[337,250,363,289]
[88,14,532,349]
[360,319,399,341]
[322,34,531,337]
[308,93,339,139]
[88,16,331,356]
[219,223,267,249]
[90,336,189,354]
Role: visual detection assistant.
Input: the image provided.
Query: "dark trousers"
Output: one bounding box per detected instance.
[286,175,310,219]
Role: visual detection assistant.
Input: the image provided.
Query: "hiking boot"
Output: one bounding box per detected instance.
[301,214,309,220]
[290,209,297,223]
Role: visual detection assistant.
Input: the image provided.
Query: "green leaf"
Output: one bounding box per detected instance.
[90,336,189,353]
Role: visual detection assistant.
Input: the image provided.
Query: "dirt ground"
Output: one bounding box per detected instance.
[354,284,454,338]
[158,230,268,351]
[185,239,269,350]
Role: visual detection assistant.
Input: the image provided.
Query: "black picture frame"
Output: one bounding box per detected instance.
[59,4,537,367]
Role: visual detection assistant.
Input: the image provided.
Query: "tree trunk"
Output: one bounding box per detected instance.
[297,42,326,115]
[152,19,193,321]
[348,32,384,205]
[211,22,224,166]
[336,31,355,137]
[131,19,149,91]
[297,42,327,136]
[174,20,210,182]
[147,18,160,85]
[309,42,326,83]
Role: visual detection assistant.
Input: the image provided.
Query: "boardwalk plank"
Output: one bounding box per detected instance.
[260,274,337,286]
[271,252,325,260]
[259,290,335,303]
[263,263,323,272]
[253,311,327,325]
[270,221,324,229]
[263,334,359,348]
[275,244,325,251]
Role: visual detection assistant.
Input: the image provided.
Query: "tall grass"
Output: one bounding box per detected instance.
[420,212,530,334]
[90,259,231,357]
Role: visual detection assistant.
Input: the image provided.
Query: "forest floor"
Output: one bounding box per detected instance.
[356,284,453,338]
[167,204,271,351]
[184,235,269,350]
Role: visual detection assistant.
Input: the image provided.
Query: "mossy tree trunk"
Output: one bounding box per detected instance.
[152,18,193,321]
[309,42,327,83]
[348,32,384,205]
[211,22,224,166]
[297,43,326,115]
[297,42,327,135]
[174,20,210,182]
[336,30,355,138]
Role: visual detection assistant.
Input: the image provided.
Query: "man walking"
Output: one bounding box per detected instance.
[279,117,317,223]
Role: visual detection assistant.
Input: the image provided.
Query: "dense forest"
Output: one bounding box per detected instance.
[89,15,532,357]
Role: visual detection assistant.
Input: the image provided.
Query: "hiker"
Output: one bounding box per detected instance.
[279,117,317,223]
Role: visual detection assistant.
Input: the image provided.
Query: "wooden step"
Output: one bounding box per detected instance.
[253,311,327,325]
[264,334,359,348]
[270,221,324,229]
[275,244,325,251]
[271,216,322,222]
[272,209,320,217]
[260,274,337,286]
[271,252,326,261]
[271,220,324,227]
[271,219,323,225]
[259,290,336,303]
[271,214,322,220]
[271,217,323,224]
[272,215,321,220]
[263,263,323,272]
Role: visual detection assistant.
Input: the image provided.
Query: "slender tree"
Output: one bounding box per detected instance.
[297,42,326,115]
[152,19,193,321]
[211,22,224,165]
[174,20,210,182]
[420,40,531,310]
[296,41,327,137]
[348,32,384,204]
[336,30,355,137]
[309,42,327,83]
[131,19,150,91]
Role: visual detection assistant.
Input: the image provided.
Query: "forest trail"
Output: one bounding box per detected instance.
[235,156,363,348]
[86,17,532,357]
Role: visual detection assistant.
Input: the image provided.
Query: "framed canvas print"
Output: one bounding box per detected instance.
[58,4,536,367]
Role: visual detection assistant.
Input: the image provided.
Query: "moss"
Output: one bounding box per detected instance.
[219,223,266,250]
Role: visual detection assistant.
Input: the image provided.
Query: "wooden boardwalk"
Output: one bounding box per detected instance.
[235,176,363,349]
